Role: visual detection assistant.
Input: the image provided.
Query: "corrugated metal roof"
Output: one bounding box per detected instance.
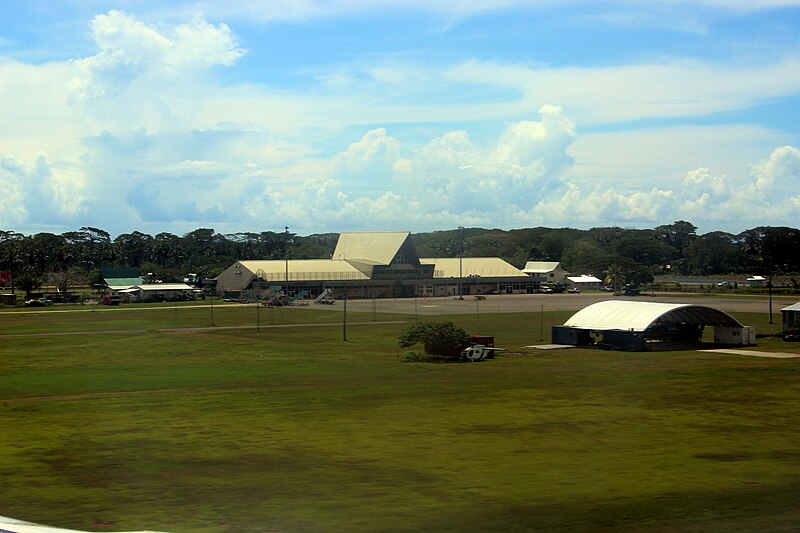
[105,277,142,286]
[783,302,800,312]
[564,300,742,332]
[420,257,527,278]
[239,259,371,280]
[136,283,194,291]
[567,275,602,283]
[332,232,410,265]
[523,261,560,273]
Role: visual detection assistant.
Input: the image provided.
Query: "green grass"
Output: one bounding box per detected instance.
[1,307,800,532]
[0,303,355,334]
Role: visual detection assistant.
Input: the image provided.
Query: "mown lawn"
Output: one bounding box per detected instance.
[1,307,799,532]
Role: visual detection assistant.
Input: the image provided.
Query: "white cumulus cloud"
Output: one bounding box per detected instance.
[67,10,244,103]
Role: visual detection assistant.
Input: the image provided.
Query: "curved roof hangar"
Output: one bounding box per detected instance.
[564,300,743,332]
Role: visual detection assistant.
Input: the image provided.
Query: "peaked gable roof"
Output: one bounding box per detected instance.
[332,232,419,266]
[523,261,561,274]
[567,275,602,283]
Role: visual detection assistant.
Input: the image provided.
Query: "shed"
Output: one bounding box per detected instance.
[553,300,754,351]
[132,283,195,302]
[782,302,800,331]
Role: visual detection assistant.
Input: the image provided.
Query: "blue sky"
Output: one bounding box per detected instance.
[1,1,800,238]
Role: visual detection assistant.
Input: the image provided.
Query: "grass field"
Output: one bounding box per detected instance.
[2,304,800,532]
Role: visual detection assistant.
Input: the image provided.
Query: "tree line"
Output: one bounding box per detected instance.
[414,222,800,285]
[1,222,799,295]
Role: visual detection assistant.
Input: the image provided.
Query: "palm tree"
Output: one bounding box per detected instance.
[604,263,625,293]
[14,266,42,299]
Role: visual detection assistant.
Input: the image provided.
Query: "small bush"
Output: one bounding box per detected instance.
[398,321,471,359]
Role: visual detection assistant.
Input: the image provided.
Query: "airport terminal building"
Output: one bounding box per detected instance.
[215,231,534,300]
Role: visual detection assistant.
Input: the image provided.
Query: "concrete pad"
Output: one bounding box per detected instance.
[701,349,800,359]
[525,344,577,350]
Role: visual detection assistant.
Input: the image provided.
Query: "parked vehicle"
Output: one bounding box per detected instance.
[24,298,53,307]
[101,295,120,305]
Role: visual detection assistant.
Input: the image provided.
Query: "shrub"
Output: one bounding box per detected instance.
[398,321,471,359]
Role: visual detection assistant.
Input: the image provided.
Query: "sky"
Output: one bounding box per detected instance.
[1,1,800,238]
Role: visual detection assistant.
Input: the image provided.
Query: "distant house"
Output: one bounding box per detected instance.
[522,262,566,283]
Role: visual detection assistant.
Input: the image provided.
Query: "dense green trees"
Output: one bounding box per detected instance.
[683,232,739,275]
[1,222,799,288]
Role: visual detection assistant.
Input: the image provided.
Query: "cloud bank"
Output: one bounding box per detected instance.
[1,7,799,236]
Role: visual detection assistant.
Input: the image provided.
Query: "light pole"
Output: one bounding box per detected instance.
[343,295,348,342]
[476,297,480,334]
[458,225,464,299]
[284,225,289,298]
[768,275,774,324]
[540,303,544,341]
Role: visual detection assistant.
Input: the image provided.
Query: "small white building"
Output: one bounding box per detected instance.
[119,283,196,302]
[523,262,566,283]
[782,302,800,331]
[566,275,602,290]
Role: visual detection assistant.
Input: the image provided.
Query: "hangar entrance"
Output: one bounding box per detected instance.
[552,300,755,351]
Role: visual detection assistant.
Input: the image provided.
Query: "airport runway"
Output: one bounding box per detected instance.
[338,292,791,316]
[2,293,789,318]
